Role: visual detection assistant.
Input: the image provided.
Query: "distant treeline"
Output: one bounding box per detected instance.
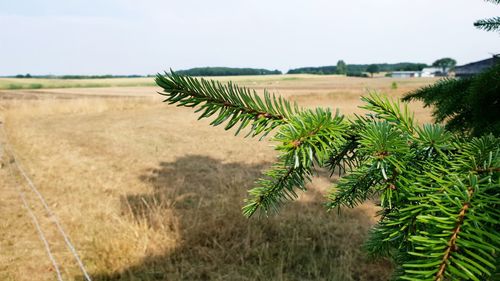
[10,74,146,79]
[287,63,427,75]
[176,67,282,76]
[58,74,144,79]
[8,63,428,78]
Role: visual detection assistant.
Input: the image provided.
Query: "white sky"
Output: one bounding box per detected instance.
[0,0,498,75]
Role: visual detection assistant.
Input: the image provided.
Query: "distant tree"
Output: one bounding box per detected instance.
[336,60,347,75]
[366,64,379,77]
[432,58,456,74]
[25,73,32,78]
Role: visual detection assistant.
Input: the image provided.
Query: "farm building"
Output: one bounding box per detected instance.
[390,67,442,78]
[391,71,420,78]
[420,67,442,77]
[454,55,500,77]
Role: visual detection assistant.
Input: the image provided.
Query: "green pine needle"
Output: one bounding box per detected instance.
[156,71,300,138]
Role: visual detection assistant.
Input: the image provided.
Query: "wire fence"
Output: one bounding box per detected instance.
[12,173,64,281]
[1,124,92,281]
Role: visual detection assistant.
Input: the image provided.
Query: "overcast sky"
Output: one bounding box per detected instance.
[0,0,498,75]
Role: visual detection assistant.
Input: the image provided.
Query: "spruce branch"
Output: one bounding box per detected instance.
[156,71,300,138]
[326,164,382,210]
[474,17,500,31]
[325,135,361,176]
[361,93,416,134]
[402,174,500,281]
[332,121,411,209]
[243,108,349,217]
[325,116,375,176]
[415,124,453,157]
[475,1,500,32]
[434,200,470,281]
[242,161,312,217]
[460,134,500,173]
[396,139,499,280]
[273,108,349,167]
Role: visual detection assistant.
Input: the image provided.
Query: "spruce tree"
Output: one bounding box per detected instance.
[156,72,499,280]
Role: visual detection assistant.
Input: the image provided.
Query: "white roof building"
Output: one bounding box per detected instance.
[420,67,442,77]
[391,71,420,78]
[391,67,444,78]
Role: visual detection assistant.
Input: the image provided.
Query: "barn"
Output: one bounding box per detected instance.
[390,71,420,78]
[454,55,500,78]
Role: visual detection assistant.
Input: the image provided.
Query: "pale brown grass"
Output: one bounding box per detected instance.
[0,75,437,280]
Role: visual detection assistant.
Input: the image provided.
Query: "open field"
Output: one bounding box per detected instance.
[0,75,438,280]
[0,75,317,90]
[2,73,420,90]
[0,77,157,90]
[0,74,334,90]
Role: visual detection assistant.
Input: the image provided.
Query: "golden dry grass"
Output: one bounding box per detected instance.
[0,75,437,281]
[0,77,156,90]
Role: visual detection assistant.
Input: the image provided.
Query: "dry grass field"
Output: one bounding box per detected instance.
[0,75,438,281]
[0,77,156,90]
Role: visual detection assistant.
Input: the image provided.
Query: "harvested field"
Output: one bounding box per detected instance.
[0,75,437,280]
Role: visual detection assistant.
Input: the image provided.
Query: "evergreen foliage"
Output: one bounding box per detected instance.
[156,72,297,138]
[474,16,500,31]
[157,72,499,280]
[474,0,500,31]
[474,17,500,31]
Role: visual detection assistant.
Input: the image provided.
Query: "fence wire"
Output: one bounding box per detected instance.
[1,125,92,281]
